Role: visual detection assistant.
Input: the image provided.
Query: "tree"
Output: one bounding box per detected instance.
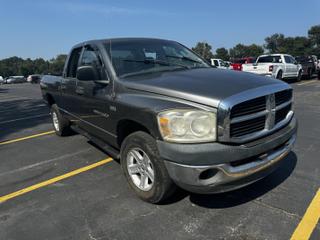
[229,44,264,58]
[0,54,66,77]
[49,54,67,75]
[308,25,320,47]
[215,47,229,61]
[264,33,285,53]
[192,42,214,60]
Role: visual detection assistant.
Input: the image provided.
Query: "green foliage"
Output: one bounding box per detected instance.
[215,48,229,61]
[264,33,285,53]
[308,25,320,47]
[0,54,67,77]
[229,44,264,58]
[192,42,214,60]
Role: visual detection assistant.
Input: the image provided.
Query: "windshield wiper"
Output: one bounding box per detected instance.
[122,59,189,69]
[165,55,202,64]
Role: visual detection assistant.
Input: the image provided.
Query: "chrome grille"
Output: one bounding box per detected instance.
[218,87,293,143]
[230,116,266,137]
[230,96,266,118]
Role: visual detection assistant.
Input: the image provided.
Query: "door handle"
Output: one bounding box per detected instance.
[75,87,84,95]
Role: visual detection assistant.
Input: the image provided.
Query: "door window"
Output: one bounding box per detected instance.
[66,47,82,78]
[79,46,104,80]
[284,56,292,64]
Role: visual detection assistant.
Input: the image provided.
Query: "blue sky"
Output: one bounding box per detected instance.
[0,0,319,59]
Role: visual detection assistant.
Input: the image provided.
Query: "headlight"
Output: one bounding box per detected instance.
[157,109,216,143]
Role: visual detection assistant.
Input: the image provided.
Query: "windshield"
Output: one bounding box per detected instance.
[105,39,210,77]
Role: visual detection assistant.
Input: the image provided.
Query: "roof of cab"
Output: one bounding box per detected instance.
[72,37,175,49]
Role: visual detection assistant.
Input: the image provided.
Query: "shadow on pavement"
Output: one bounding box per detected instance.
[0,98,51,141]
[163,152,297,207]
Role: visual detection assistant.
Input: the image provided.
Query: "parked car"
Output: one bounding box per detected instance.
[40,38,297,203]
[27,74,41,84]
[230,57,256,71]
[210,58,229,69]
[295,56,316,79]
[6,76,26,84]
[0,76,4,84]
[242,54,302,81]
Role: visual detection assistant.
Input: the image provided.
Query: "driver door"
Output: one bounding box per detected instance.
[75,45,115,144]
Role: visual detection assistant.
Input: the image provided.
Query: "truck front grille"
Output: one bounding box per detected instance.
[230,96,266,118]
[227,89,293,141]
[230,116,266,137]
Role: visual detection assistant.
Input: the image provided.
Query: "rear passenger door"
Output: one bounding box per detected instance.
[75,45,115,144]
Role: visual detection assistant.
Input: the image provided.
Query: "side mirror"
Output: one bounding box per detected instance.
[76,66,110,85]
[77,66,99,81]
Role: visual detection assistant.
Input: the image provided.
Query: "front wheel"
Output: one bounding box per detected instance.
[120,131,176,203]
[296,70,302,82]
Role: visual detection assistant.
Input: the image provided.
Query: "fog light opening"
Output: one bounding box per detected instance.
[199,169,219,180]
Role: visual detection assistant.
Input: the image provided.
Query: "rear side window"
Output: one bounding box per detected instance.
[257,56,281,63]
[214,60,219,66]
[66,47,82,78]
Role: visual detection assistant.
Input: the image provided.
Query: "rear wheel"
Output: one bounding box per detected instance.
[120,131,176,203]
[50,104,71,136]
[276,71,283,80]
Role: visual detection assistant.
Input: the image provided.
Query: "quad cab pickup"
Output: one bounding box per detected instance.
[242,54,302,81]
[40,38,297,203]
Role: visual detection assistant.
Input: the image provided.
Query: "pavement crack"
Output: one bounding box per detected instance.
[253,199,301,219]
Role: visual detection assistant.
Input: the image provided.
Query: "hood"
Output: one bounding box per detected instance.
[121,68,288,108]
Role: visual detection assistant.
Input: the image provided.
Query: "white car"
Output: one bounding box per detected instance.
[210,58,229,69]
[242,54,302,81]
[0,76,3,84]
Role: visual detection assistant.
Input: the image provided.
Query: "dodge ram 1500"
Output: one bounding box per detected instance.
[40,38,297,203]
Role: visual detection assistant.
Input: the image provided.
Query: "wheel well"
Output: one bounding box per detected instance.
[46,94,55,106]
[117,120,151,146]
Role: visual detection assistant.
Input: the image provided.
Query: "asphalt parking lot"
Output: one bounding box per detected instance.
[0,80,319,240]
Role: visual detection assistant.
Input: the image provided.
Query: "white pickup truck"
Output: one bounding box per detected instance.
[210,58,230,69]
[242,54,302,81]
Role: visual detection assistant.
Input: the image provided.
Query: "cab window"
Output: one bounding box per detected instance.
[66,47,82,78]
[79,46,104,80]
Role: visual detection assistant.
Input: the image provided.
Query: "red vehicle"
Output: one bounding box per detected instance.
[231,57,256,71]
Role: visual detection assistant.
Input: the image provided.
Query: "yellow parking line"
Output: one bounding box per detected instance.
[297,80,318,86]
[0,131,55,145]
[0,157,113,203]
[291,188,320,240]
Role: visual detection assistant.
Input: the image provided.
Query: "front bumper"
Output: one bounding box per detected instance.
[158,117,297,194]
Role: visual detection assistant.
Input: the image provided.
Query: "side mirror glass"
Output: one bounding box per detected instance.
[77,66,98,81]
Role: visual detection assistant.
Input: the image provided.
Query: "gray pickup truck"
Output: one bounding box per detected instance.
[40,38,297,203]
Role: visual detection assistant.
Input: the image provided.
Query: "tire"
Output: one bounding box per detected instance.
[276,71,283,80]
[50,104,71,136]
[120,131,176,203]
[307,68,312,79]
[296,70,302,82]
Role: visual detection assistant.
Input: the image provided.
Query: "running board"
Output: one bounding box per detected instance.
[71,125,120,159]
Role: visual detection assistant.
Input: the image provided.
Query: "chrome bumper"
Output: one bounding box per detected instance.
[164,134,296,194]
